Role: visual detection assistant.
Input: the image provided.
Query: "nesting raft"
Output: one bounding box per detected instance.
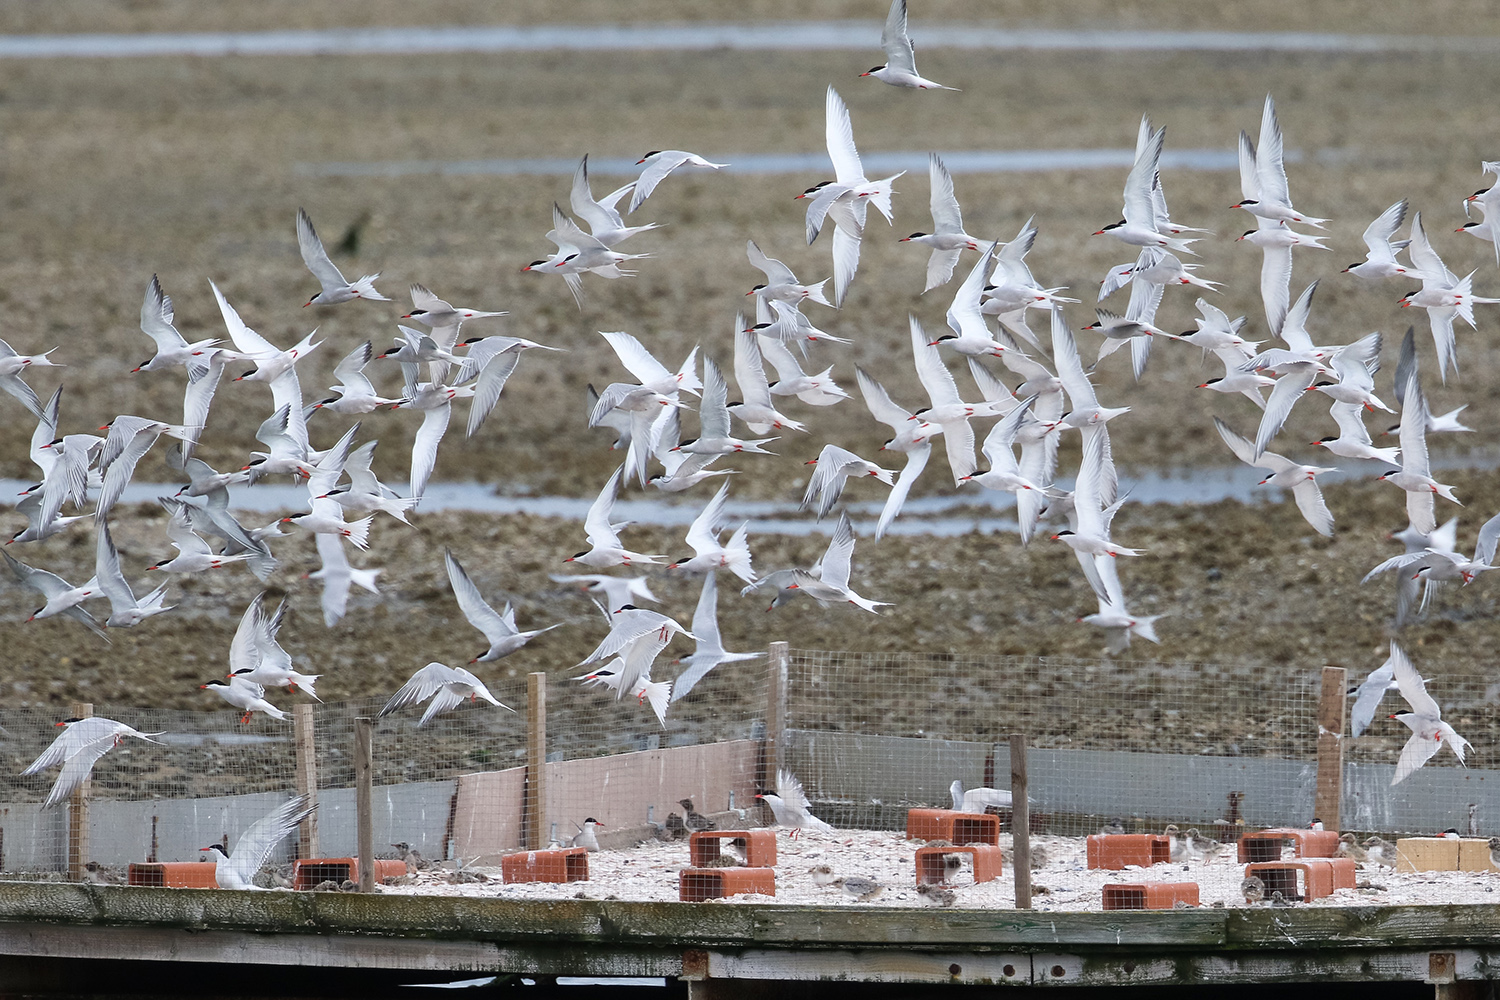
[0,882,1495,993]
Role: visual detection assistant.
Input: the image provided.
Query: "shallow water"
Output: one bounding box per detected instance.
[0,24,1495,60]
[299,148,1243,179]
[11,449,1491,538]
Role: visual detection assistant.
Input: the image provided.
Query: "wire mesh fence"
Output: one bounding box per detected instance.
[0,646,1493,876]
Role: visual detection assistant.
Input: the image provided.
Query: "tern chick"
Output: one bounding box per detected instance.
[834,876,885,902]
[916,883,957,907]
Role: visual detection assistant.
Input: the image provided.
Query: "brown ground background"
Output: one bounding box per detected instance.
[0,4,1496,729]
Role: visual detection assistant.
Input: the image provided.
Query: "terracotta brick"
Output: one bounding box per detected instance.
[679,867,775,901]
[913,844,1004,885]
[1086,834,1171,870]
[1244,857,1356,902]
[1101,882,1199,910]
[127,862,220,888]
[291,858,409,890]
[904,808,1000,846]
[688,830,777,869]
[499,848,590,884]
[1237,827,1341,863]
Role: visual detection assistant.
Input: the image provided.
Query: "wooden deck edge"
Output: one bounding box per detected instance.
[1,882,1499,952]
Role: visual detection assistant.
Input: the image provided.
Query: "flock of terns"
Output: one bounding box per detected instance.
[4,0,1498,880]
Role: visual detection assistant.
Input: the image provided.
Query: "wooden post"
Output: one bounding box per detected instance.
[525,672,547,851]
[765,642,789,786]
[67,702,92,881]
[1314,665,1347,830]
[354,717,374,892]
[292,704,319,860]
[1010,734,1031,910]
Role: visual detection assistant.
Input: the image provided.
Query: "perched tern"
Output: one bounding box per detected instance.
[758,769,834,838]
[949,779,1013,813]
[201,795,316,889]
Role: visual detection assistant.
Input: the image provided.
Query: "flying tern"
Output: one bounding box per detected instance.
[446,550,561,663]
[745,239,832,308]
[1233,95,1329,229]
[297,208,388,305]
[861,0,958,89]
[22,716,165,809]
[900,154,979,291]
[380,662,513,727]
[629,150,728,214]
[1387,642,1470,785]
[670,573,763,702]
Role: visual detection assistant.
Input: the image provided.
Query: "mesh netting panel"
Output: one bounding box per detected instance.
[1,651,1494,874]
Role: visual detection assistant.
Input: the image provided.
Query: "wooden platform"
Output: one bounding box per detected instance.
[0,882,1494,994]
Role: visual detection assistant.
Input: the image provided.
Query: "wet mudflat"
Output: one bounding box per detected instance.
[0,4,1495,750]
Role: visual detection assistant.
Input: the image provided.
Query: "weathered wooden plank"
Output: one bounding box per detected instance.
[765,642,788,787]
[1011,734,1031,910]
[292,704,319,859]
[525,672,546,851]
[1227,905,1500,948]
[707,949,1031,985]
[748,907,1229,948]
[1314,665,1346,829]
[17,881,1500,963]
[1037,948,1440,987]
[67,701,92,881]
[354,717,374,892]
